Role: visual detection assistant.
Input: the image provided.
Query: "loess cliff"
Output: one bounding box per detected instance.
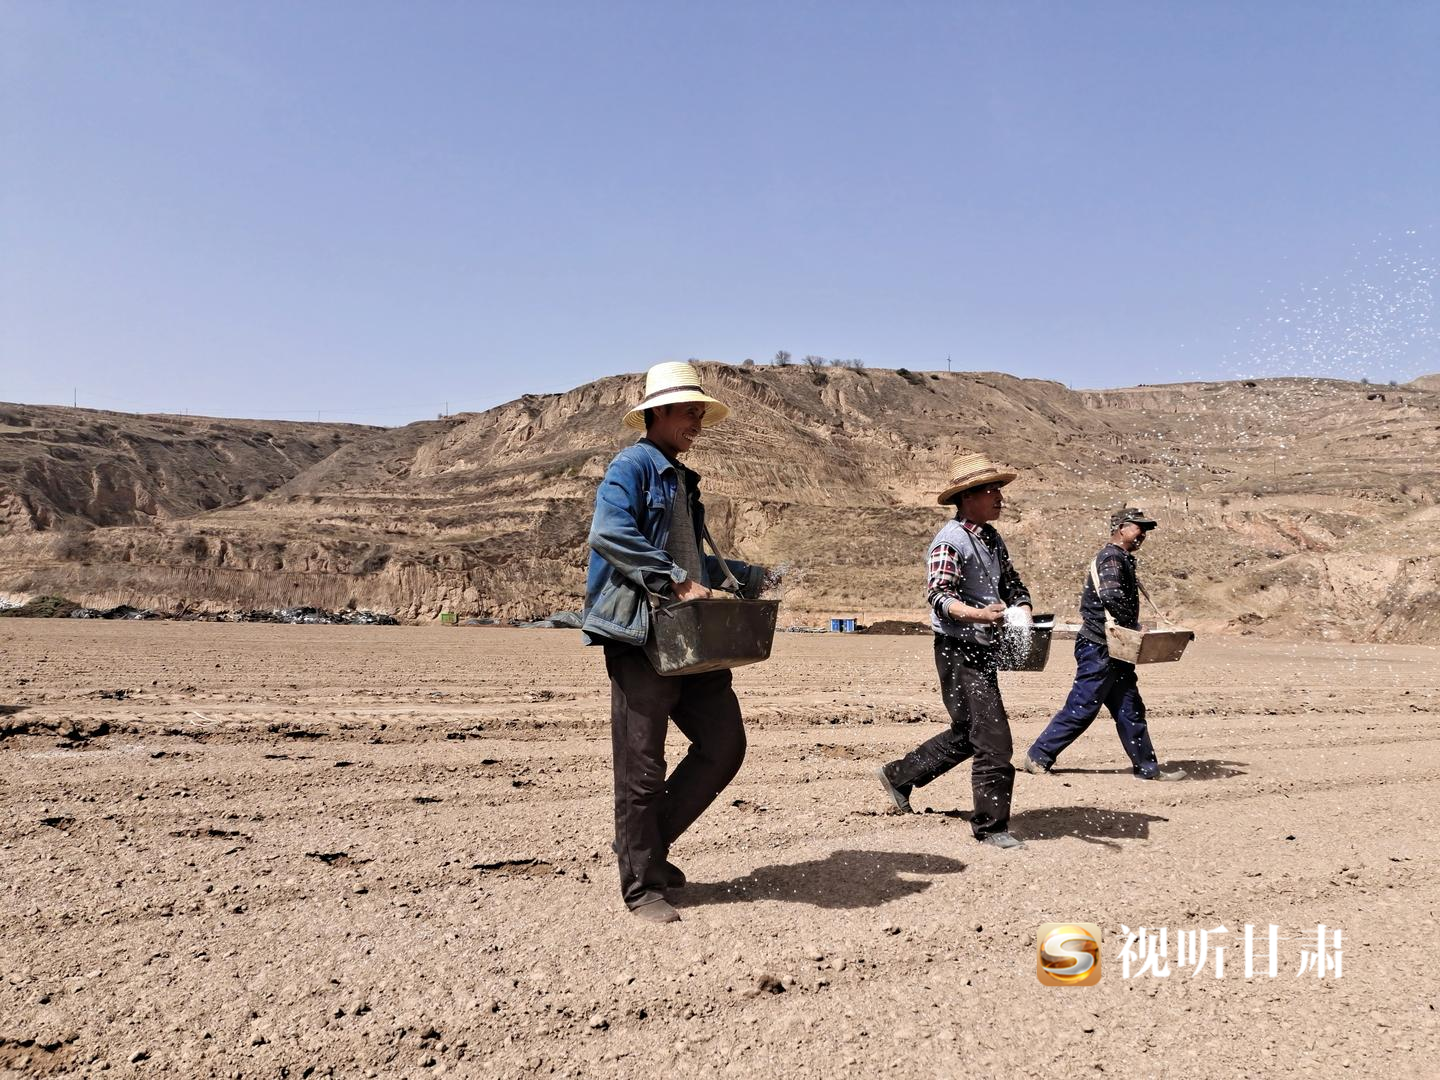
[2,366,1437,643]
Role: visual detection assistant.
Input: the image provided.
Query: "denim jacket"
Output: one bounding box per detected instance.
[581,439,764,646]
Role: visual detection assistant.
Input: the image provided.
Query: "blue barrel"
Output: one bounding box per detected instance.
[842,618,856,633]
[830,618,843,632]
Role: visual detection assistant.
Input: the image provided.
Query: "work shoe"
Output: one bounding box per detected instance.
[1021,754,1050,775]
[1139,767,1187,782]
[978,832,1025,850]
[874,766,912,814]
[631,898,681,924]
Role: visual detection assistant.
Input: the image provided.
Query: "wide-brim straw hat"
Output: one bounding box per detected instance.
[622,361,732,431]
[936,450,1017,505]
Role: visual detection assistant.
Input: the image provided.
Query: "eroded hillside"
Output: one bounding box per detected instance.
[1,368,1436,642]
[0,404,375,533]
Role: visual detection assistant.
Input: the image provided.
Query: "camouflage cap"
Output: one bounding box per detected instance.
[1110,507,1158,531]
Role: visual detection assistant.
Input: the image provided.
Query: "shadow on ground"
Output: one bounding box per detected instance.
[1009,805,1170,850]
[1050,759,1247,781]
[912,803,1170,850]
[677,849,966,909]
[1164,759,1248,780]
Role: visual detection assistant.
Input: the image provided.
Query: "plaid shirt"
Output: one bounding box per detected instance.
[1079,542,1141,645]
[927,517,1032,630]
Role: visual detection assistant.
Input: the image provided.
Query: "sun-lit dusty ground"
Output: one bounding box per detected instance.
[1,622,1437,1078]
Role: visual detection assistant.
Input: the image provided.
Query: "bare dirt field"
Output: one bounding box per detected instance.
[2,622,1437,1078]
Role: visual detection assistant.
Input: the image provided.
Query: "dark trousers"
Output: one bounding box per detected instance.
[1028,637,1159,778]
[604,644,746,909]
[885,634,1014,839]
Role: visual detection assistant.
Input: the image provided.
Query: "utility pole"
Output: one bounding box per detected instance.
[946,356,951,373]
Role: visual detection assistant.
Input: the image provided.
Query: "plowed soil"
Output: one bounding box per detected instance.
[2,622,1436,1078]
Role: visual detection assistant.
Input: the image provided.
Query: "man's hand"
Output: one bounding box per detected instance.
[948,600,1006,624]
[974,602,1007,624]
[674,578,712,603]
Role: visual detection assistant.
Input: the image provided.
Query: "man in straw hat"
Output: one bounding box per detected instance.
[874,450,1033,849]
[1021,508,1186,781]
[582,362,769,923]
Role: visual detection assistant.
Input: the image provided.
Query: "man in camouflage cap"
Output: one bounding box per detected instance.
[1022,507,1186,781]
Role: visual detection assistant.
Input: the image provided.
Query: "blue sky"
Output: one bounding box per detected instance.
[4,1,1437,425]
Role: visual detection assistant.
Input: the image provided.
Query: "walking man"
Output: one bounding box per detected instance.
[1022,508,1185,781]
[875,451,1032,850]
[582,362,768,923]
